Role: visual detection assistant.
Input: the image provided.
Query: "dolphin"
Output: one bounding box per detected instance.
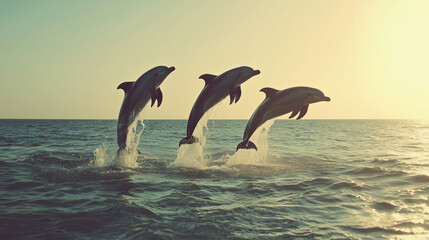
[236,86,330,151]
[179,66,261,146]
[117,66,175,152]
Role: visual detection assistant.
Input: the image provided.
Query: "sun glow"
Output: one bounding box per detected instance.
[0,1,428,119]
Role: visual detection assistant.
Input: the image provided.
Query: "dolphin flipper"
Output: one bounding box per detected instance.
[236,141,257,151]
[234,86,242,103]
[150,88,156,107]
[156,88,163,107]
[229,88,235,104]
[289,101,305,119]
[296,105,309,120]
[229,86,242,104]
[150,87,163,107]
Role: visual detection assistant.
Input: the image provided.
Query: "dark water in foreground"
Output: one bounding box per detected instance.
[1,119,428,239]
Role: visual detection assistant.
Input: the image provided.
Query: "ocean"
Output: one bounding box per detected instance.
[0,119,428,239]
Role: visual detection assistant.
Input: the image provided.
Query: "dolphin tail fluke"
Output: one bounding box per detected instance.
[236,141,258,151]
[116,148,126,159]
[179,136,199,147]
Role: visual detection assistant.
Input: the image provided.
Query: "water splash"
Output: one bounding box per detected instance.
[92,113,146,168]
[170,113,212,169]
[91,142,115,167]
[170,101,223,169]
[227,119,275,166]
[114,118,145,168]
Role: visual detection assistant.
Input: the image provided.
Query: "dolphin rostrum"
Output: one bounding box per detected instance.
[236,86,330,151]
[179,66,261,146]
[117,66,175,152]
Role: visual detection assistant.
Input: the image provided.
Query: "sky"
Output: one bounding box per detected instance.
[1,0,428,119]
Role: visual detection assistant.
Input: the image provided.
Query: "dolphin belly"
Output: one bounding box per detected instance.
[180,85,229,146]
[117,92,151,150]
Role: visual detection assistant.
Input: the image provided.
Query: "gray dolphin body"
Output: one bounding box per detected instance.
[117,66,175,152]
[179,66,260,146]
[236,86,330,151]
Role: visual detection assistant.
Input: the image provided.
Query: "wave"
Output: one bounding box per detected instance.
[329,181,366,190]
[393,221,429,231]
[342,226,410,235]
[28,152,91,168]
[0,136,16,146]
[346,166,407,177]
[371,158,401,165]
[371,201,398,211]
[4,181,44,191]
[407,174,429,183]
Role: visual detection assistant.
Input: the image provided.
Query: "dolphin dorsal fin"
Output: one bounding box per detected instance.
[260,87,279,99]
[117,81,134,94]
[199,74,217,85]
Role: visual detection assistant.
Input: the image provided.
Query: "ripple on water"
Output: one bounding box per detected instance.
[371,158,401,165]
[371,201,398,211]
[2,120,429,239]
[408,174,429,183]
[269,183,306,191]
[393,221,429,231]
[5,181,44,191]
[341,226,411,235]
[329,181,366,190]
[347,166,387,175]
[298,178,333,188]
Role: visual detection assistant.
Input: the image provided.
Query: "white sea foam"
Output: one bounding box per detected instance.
[170,112,211,169]
[92,111,146,168]
[226,119,275,166]
[91,143,114,167]
[170,100,224,169]
[170,100,277,169]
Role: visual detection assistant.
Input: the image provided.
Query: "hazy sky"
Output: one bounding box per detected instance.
[1,0,428,119]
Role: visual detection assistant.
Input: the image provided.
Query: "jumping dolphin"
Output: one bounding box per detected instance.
[236,86,330,151]
[179,66,260,146]
[117,66,175,152]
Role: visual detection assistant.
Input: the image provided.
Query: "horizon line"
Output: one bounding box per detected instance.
[0,118,425,121]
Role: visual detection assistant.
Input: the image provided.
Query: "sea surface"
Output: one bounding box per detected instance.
[1,119,428,239]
